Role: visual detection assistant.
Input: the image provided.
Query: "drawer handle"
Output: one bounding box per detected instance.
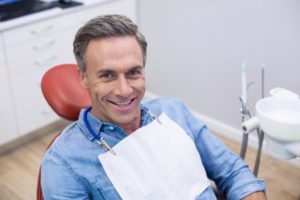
[30,25,54,35]
[32,40,56,51]
[34,55,57,67]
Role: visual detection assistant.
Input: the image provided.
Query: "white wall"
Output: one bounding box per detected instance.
[138,0,300,133]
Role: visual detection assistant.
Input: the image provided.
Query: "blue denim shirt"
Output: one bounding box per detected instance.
[41,98,265,200]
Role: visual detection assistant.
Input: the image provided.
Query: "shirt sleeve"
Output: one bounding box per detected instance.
[180,102,266,200]
[41,150,91,200]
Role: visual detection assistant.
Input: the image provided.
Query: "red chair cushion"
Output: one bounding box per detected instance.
[41,64,91,121]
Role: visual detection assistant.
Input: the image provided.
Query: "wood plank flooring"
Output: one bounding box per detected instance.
[0,131,58,200]
[0,126,299,200]
[216,133,300,200]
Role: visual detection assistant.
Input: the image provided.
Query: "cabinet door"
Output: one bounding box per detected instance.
[0,34,6,82]
[0,35,19,144]
[15,95,59,135]
[0,77,19,144]
[11,67,59,135]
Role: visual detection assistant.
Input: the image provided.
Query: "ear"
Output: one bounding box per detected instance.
[78,69,89,88]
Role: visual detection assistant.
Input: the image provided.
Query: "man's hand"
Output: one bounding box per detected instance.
[243,192,267,200]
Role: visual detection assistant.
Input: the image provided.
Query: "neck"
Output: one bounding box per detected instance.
[90,108,142,135]
[122,111,142,135]
[121,122,140,135]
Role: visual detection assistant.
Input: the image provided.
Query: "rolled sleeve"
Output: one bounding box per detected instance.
[227,178,265,200]
[178,102,266,199]
[195,126,265,199]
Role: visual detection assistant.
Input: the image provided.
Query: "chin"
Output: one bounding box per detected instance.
[114,111,140,126]
[117,115,137,124]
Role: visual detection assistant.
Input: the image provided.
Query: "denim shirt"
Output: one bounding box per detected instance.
[41,98,265,200]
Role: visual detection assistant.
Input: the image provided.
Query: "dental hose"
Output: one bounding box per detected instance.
[240,132,249,159]
[240,104,252,160]
[241,116,264,176]
[253,65,265,176]
[253,129,264,176]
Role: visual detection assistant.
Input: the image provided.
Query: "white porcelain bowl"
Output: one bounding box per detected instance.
[256,97,300,142]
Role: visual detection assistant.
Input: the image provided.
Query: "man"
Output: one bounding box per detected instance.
[41,15,266,199]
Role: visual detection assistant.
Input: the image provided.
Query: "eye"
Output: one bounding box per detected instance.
[99,71,117,81]
[126,68,142,79]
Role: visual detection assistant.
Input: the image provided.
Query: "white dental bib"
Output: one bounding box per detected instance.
[98,113,210,200]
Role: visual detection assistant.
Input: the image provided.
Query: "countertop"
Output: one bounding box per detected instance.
[0,0,112,31]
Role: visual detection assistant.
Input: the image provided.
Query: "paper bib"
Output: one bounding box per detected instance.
[98,113,210,200]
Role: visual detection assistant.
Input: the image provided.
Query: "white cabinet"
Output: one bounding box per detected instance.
[4,29,76,77]
[0,35,5,80]
[0,35,6,81]
[0,81,20,143]
[2,15,78,136]
[0,34,20,143]
[2,13,75,46]
[0,0,136,145]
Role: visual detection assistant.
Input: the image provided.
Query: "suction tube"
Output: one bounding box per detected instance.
[242,117,259,133]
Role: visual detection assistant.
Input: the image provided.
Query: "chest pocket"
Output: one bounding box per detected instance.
[92,174,122,199]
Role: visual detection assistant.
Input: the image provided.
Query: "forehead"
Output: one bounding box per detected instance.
[86,36,143,73]
[86,36,141,55]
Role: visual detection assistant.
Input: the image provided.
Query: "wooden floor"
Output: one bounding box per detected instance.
[0,132,56,200]
[0,127,300,200]
[217,134,300,200]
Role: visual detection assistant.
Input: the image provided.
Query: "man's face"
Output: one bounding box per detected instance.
[81,36,145,130]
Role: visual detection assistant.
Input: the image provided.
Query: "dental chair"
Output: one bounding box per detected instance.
[37,63,227,200]
[36,63,91,200]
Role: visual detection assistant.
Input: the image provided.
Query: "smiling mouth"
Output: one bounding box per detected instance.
[108,98,135,107]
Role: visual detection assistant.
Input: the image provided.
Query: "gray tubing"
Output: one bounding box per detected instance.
[253,129,264,176]
[240,132,249,159]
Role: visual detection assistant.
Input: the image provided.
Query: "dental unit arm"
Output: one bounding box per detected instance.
[239,62,265,176]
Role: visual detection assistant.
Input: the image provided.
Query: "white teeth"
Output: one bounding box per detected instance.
[113,100,131,106]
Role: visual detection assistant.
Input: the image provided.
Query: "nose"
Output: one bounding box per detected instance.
[114,75,133,97]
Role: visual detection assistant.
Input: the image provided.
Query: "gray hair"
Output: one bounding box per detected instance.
[73,14,147,73]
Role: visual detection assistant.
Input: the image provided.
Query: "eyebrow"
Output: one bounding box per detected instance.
[127,65,143,72]
[96,69,115,75]
[96,65,143,75]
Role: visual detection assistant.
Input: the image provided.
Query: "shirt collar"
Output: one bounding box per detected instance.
[78,104,154,141]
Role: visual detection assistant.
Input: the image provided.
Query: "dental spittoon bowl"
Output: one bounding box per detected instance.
[256,97,300,142]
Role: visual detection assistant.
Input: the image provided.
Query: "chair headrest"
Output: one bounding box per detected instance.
[41,64,91,121]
